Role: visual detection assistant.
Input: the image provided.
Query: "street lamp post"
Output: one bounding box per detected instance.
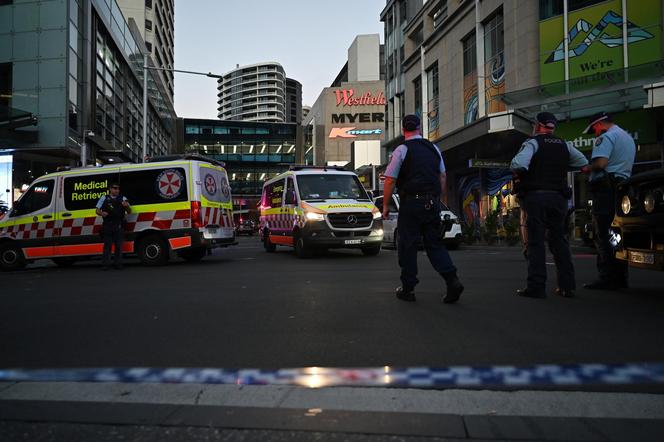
[141,63,223,163]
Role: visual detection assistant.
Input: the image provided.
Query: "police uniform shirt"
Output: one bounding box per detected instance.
[590,125,636,180]
[385,135,446,179]
[95,194,128,210]
[511,138,588,171]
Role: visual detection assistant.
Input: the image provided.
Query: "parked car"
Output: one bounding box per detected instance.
[373,194,462,250]
[612,169,664,271]
[235,219,256,236]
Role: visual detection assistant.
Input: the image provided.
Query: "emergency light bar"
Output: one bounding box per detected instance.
[289,165,347,172]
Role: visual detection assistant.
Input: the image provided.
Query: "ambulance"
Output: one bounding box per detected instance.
[0,156,236,271]
[259,166,383,258]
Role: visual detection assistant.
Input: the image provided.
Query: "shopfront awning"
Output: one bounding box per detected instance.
[500,60,664,121]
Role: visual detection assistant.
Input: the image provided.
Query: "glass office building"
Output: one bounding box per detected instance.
[181,118,305,199]
[0,0,176,194]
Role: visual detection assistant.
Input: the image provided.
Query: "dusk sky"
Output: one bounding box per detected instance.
[174,0,385,119]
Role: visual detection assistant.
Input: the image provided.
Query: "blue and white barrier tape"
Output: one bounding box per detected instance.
[1,363,663,388]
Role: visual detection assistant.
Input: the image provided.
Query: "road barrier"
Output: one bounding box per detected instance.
[1,363,663,388]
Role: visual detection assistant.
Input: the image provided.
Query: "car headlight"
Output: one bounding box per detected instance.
[305,211,325,221]
[644,193,656,214]
[621,195,631,215]
[372,211,382,220]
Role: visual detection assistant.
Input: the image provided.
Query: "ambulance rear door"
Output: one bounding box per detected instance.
[197,163,234,240]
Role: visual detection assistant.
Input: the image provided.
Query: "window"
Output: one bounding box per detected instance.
[185,125,200,134]
[432,1,448,28]
[484,11,504,62]
[262,179,284,209]
[119,168,188,205]
[399,1,407,24]
[0,63,11,107]
[539,0,606,20]
[427,63,439,107]
[462,32,477,76]
[413,76,422,117]
[145,19,152,31]
[297,175,369,201]
[409,25,424,47]
[285,178,296,205]
[145,0,152,8]
[213,127,230,134]
[145,42,152,52]
[12,180,55,216]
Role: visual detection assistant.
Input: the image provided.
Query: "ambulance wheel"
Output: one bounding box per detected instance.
[362,245,381,256]
[137,234,169,266]
[264,232,276,252]
[294,236,312,259]
[177,247,207,262]
[53,257,77,267]
[0,243,27,271]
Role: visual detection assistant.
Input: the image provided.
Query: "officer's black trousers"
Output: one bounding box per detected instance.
[397,198,456,290]
[591,187,628,284]
[524,191,575,291]
[102,224,124,266]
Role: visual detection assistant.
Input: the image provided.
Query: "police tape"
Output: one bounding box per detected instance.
[1,363,664,388]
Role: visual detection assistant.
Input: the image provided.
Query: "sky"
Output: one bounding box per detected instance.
[173,0,385,119]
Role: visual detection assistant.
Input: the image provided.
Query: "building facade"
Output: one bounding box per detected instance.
[0,0,177,201]
[216,62,288,123]
[303,34,386,171]
[285,77,302,124]
[380,0,423,142]
[385,0,664,230]
[117,0,176,101]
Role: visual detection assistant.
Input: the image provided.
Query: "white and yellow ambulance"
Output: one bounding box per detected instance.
[0,156,236,271]
[259,166,383,258]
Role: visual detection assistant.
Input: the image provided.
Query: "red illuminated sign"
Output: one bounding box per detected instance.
[334,89,386,107]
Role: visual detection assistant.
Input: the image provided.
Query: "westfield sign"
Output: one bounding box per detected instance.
[334,89,386,107]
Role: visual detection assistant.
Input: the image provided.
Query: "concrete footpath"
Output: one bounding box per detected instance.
[1,382,664,441]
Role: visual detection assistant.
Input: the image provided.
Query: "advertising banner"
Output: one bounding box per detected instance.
[539,0,662,84]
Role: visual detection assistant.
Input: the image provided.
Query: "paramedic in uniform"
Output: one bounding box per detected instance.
[582,112,635,290]
[382,114,464,304]
[96,182,131,270]
[511,112,588,299]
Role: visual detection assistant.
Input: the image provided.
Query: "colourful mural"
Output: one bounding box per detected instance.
[484,53,506,114]
[463,72,479,124]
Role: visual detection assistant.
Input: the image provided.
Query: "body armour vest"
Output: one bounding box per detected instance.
[520,134,570,193]
[396,138,441,196]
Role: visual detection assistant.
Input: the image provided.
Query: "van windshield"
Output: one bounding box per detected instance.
[297,174,369,201]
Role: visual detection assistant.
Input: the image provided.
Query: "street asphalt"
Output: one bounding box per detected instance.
[2,237,664,371]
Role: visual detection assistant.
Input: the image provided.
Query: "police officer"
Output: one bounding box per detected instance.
[582,112,635,290]
[511,112,588,298]
[382,115,463,303]
[96,182,131,270]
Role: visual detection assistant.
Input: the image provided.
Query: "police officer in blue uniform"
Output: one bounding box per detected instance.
[582,112,635,290]
[96,182,131,270]
[382,115,463,303]
[511,112,588,298]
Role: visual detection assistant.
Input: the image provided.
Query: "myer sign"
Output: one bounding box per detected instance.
[555,109,656,152]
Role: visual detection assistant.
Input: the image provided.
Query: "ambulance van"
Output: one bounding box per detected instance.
[0,156,235,271]
[259,166,383,258]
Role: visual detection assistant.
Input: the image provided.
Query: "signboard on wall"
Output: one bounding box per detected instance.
[539,0,663,84]
[0,155,13,210]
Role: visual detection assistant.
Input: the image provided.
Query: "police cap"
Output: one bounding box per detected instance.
[583,112,612,134]
[536,112,557,129]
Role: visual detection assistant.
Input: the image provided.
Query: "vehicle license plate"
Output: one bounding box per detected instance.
[629,251,654,265]
[345,239,362,245]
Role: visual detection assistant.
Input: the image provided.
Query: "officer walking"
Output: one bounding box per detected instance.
[582,112,635,290]
[511,112,588,298]
[96,182,131,270]
[382,115,463,303]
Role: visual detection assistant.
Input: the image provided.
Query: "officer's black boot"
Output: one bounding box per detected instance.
[442,272,463,304]
[395,286,416,302]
